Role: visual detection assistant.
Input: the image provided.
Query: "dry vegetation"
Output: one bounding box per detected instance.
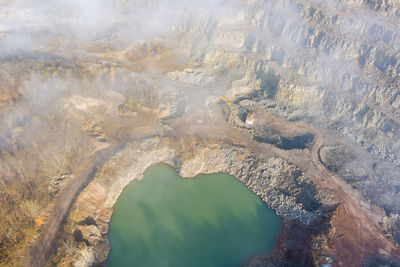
[0,109,95,265]
[0,53,177,265]
[0,60,111,266]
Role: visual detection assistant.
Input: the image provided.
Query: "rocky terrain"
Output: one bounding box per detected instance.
[1,0,400,266]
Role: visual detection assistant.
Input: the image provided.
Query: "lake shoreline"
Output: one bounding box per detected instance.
[106,163,281,266]
[52,138,330,266]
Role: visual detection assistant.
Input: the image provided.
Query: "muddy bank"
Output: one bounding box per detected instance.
[51,138,332,266]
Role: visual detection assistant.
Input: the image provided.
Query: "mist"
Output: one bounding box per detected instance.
[1,0,400,266]
[0,0,229,56]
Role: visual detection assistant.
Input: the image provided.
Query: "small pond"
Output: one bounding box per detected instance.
[106,163,281,267]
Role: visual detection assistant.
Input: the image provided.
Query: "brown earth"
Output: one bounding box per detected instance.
[263,113,400,265]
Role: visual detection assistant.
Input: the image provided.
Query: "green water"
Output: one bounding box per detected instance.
[106,163,281,267]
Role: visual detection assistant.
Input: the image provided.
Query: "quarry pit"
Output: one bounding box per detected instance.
[1,0,400,266]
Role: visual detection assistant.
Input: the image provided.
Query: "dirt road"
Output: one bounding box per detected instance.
[267,121,400,265]
[310,137,400,265]
[22,142,125,267]
[22,126,162,267]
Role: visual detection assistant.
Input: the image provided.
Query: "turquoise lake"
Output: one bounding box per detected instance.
[106,163,281,267]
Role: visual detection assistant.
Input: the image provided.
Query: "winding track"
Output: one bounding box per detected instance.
[22,128,161,267]
[310,137,400,265]
[239,108,400,264]
[22,143,125,267]
[269,126,400,265]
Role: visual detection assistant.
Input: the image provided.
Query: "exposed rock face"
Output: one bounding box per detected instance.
[236,156,320,224]
[195,0,400,167]
[165,0,400,249]
[147,0,400,166]
[179,144,321,224]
